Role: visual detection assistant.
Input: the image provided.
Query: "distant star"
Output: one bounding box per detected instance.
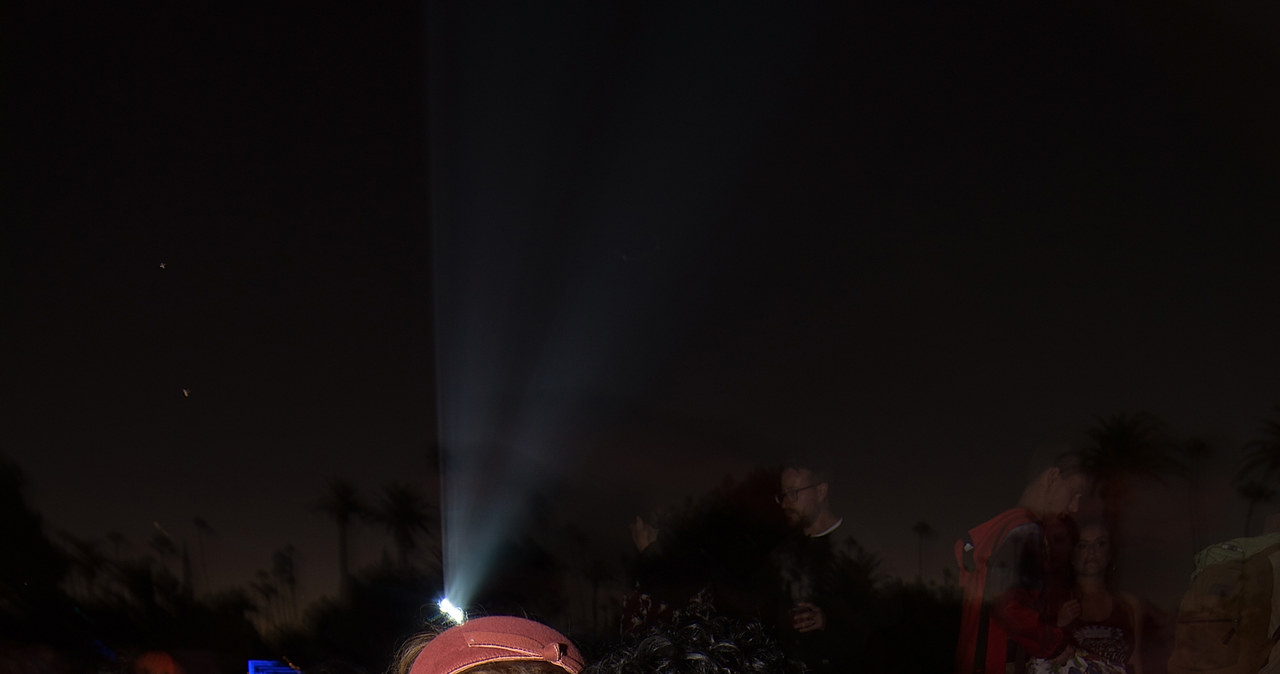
[160,262,167,269]
[182,388,190,397]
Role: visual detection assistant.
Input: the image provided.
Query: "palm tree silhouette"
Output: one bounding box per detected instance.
[1082,412,1180,526]
[912,520,935,582]
[371,482,437,573]
[315,478,366,595]
[58,531,107,600]
[149,530,179,578]
[1240,406,1280,486]
[253,568,280,630]
[1237,481,1276,536]
[272,544,299,625]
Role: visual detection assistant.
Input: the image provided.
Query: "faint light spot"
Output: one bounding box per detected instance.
[182,388,190,398]
[159,262,167,269]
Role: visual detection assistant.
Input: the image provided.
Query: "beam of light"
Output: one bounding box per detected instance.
[427,3,800,615]
[438,597,466,625]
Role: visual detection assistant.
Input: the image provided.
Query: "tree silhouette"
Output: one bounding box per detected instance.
[315,478,366,595]
[1238,481,1276,537]
[912,520,935,582]
[370,482,436,573]
[116,557,162,617]
[149,529,180,577]
[253,568,281,631]
[0,455,68,638]
[272,544,300,625]
[1239,406,1280,487]
[1082,412,1180,525]
[57,531,107,600]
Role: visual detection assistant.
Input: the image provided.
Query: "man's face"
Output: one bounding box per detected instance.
[779,468,824,529]
[1046,470,1086,516]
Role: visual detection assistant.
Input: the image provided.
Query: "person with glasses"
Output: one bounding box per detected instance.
[764,460,858,673]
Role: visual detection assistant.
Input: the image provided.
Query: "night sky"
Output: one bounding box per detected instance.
[6,1,1280,613]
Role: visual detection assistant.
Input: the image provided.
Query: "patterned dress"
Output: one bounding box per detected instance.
[1030,594,1135,674]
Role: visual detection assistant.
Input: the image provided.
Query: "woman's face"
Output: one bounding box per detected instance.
[1073,523,1111,577]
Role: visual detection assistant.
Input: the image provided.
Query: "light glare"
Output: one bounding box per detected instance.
[439,597,465,625]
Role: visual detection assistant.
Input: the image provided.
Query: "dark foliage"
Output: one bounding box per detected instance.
[297,568,444,672]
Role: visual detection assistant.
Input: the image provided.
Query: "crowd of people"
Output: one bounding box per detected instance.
[604,448,1280,674]
[956,449,1280,674]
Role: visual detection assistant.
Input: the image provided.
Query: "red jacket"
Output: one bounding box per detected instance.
[955,508,1067,674]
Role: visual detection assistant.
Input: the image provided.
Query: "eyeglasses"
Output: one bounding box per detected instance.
[774,484,820,504]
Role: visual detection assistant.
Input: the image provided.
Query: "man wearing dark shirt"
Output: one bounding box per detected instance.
[769,462,857,673]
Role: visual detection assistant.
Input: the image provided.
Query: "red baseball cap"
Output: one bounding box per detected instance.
[409,616,585,674]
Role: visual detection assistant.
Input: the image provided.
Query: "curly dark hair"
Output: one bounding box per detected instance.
[585,612,795,674]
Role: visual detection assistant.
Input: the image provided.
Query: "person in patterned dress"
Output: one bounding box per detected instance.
[1033,520,1143,674]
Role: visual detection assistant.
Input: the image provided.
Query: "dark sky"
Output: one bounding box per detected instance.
[5,0,1280,613]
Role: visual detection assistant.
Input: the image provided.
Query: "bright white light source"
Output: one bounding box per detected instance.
[439,597,465,625]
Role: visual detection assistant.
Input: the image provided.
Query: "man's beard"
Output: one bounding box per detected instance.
[784,508,813,529]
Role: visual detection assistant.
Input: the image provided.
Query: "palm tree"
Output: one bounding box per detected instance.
[371,482,436,573]
[252,569,280,630]
[149,530,179,577]
[58,531,107,600]
[315,479,366,594]
[272,544,299,625]
[1238,481,1276,536]
[912,520,935,582]
[117,558,161,615]
[1240,406,1280,486]
[1082,412,1180,526]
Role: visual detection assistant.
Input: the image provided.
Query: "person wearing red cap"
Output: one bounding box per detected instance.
[392,616,585,674]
